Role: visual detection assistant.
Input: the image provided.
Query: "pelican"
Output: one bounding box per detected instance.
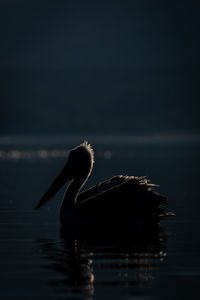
[35,142,174,226]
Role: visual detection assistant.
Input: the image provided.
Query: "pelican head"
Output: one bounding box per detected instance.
[67,141,94,180]
[35,141,94,210]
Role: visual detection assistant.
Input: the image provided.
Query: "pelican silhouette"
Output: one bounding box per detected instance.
[35,142,174,226]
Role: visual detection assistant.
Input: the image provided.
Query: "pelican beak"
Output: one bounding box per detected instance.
[35,165,71,210]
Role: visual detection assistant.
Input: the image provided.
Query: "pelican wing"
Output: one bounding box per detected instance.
[77,175,169,222]
[77,175,128,203]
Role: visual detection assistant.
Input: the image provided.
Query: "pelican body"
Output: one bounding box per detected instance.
[35,142,174,226]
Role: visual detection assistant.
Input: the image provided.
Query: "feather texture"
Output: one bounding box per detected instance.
[77,175,174,223]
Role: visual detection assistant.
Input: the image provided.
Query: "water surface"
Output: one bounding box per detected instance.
[1,135,200,299]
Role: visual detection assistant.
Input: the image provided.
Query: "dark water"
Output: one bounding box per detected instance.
[1,135,200,299]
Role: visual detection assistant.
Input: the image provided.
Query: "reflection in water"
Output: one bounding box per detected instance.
[38,239,95,298]
[37,226,168,299]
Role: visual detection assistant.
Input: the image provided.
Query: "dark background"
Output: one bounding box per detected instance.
[1,2,200,299]
[0,0,200,136]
